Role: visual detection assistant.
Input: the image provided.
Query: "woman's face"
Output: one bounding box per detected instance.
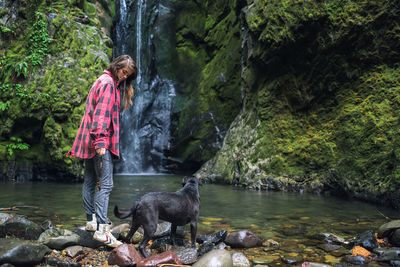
[117,67,134,82]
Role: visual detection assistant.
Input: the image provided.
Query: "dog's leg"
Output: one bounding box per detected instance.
[125,220,140,243]
[190,220,197,248]
[139,224,157,258]
[170,224,177,246]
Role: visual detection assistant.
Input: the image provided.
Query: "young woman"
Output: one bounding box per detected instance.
[67,55,138,247]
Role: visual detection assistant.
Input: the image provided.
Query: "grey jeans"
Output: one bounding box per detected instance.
[82,150,113,224]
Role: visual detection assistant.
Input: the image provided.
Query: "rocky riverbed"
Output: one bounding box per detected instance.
[2,211,400,266]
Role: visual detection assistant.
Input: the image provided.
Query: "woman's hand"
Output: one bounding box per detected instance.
[96,148,106,156]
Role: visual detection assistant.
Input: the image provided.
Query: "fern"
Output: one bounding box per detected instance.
[6,137,30,156]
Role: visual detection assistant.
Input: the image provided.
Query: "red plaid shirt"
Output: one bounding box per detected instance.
[67,70,121,159]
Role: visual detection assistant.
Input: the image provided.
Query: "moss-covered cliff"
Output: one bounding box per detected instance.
[169,0,243,170]
[196,0,400,206]
[0,0,114,181]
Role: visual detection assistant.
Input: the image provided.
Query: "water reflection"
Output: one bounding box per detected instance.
[0,175,397,238]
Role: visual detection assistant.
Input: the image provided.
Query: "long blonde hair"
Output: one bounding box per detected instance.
[107,55,138,110]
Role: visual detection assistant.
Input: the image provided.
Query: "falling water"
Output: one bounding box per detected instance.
[114,0,176,174]
[115,0,127,55]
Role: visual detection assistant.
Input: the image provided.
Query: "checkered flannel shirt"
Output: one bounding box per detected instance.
[67,70,121,159]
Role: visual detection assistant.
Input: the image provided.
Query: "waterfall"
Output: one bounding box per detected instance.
[114,0,176,174]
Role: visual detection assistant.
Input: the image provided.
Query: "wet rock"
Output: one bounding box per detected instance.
[111,223,130,238]
[301,262,333,267]
[217,242,227,250]
[154,221,185,238]
[197,241,215,257]
[0,238,50,265]
[196,230,227,244]
[262,239,279,248]
[120,226,144,244]
[137,251,182,267]
[376,248,400,262]
[282,254,303,264]
[390,229,400,246]
[193,249,233,267]
[38,228,80,250]
[173,247,198,265]
[0,214,13,225]
[353,230,377,251]
[330,247,348,257]
[232,252,251,267]
[225,230,262,248]
[73,226,104,248]
[44,256,82,267]
[108,244,143,266]
[65,245,84,258]
[311,233,346,245]
[0,215,43,240]
[317,243,342,252]
[150,235,186,249]
[391,260,400,267]
[377,220,400,238]
[341,255,370,265]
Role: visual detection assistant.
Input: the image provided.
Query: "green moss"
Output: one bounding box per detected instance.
[0,0,114,178]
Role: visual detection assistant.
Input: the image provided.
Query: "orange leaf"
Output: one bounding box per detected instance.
[351,246,371,258]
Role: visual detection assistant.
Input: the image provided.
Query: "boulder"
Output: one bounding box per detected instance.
[0,215,43,240]
[108,244,143,266]
[390,229,400,246]
[193,249,233,267]
[353,230,377,251]
[38,228,80,250]
[224,230,262,248]
[73,226,105,248]
[137,251,182,267]
[377,220,400,238]
[376,248,400,262]
[0,238,50,265]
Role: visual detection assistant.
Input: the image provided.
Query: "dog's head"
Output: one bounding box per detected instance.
[181,176,202,187]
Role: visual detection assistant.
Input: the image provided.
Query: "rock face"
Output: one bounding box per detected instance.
[194,0,400,206]
[0,0,115,181]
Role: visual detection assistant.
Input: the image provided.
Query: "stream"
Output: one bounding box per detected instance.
[1,175,398,264]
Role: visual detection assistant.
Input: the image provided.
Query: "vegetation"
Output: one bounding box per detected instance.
[195,0,400,206]
[0,0,114,180]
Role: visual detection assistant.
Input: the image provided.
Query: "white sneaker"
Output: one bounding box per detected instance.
[93,223,123,248]
[85,214,97,232]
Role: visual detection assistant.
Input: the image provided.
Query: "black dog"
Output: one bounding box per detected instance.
[114,176,201,257]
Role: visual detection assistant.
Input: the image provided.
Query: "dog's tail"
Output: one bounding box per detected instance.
[114,205,133,219]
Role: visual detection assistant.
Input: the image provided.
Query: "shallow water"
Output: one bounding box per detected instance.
[1,175,398,264]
